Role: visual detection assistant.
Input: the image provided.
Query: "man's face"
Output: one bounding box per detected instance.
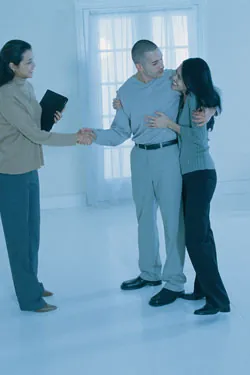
[137,48,164,80]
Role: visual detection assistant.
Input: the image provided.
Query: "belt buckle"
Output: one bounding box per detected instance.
[160,142,163,148]
[144,144,148,150]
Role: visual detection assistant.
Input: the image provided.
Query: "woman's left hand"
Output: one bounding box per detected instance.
[192,107,216,126]
[54,111,63,123]
[146,112,171,128]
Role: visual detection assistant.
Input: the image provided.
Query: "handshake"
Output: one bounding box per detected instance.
[76,128,96,145]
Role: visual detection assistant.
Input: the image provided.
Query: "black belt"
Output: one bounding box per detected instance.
[135,139,178,150]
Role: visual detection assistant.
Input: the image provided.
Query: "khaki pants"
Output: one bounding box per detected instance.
[130,143,186,292]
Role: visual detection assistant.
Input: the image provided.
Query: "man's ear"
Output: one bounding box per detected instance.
[136,63,143,72]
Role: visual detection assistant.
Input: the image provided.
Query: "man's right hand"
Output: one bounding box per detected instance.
[112,98,122,110]
[77,128,96,145]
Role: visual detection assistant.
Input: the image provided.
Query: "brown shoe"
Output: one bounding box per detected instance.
[35,303,57,313]
[42,290,54,297]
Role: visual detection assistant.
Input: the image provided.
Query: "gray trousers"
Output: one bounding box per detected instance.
[0,171,46,311]
[130,144,186,292]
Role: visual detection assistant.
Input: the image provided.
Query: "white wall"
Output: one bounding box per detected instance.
[203,0,250,207]
[0,0,249,207]
[204,0,250,179]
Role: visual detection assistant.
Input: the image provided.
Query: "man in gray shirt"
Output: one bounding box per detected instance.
[83,40,215,307]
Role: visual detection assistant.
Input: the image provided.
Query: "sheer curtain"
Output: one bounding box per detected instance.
[81,7,197,205]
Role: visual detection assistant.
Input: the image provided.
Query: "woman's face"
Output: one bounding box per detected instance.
[172,64,186,93]
[9,49,35,79]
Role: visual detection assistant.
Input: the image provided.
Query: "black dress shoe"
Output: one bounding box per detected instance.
[120,276,162,290]
[180,292,205,301]
[149,288,184,306]
[194,303,231,315]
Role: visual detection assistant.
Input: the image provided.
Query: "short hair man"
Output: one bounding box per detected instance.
[82,40,215,306]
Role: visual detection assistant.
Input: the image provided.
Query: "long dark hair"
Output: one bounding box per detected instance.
[0,40,32,87]
[182,57,221,131]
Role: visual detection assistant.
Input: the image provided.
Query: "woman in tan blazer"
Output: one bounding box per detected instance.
[0,40,93,313]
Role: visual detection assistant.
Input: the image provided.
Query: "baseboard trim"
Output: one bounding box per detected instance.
[41,193,87,210]
[40,179,250,210]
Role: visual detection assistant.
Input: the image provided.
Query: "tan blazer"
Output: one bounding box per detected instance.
[0,77,77,174]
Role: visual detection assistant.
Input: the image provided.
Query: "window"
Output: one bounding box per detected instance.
[97,16,135,179]
[152,14,190,67]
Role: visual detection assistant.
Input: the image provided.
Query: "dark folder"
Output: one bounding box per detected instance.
[40,89,68,131]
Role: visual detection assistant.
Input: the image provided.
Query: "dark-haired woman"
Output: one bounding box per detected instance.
[146,58,230,315]
[0,40,92,313]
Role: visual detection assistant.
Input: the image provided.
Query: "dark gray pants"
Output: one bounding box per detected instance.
[182,169,230,308]
[0,170,46,311]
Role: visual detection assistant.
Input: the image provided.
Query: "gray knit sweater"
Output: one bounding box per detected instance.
[178,93,215,175]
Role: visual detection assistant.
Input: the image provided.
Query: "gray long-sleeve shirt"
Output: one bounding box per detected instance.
[94,69,180,146]
[178,93,215,175]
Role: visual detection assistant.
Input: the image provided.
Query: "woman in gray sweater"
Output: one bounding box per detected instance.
[146,58,230,315]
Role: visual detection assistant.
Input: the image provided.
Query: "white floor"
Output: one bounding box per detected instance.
[0,197,249,375]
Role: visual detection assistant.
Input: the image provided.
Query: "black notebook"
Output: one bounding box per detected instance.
[40,89,68,131]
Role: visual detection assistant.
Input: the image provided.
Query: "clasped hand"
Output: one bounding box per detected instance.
[77,128,96,145]
[52,110,96,145]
